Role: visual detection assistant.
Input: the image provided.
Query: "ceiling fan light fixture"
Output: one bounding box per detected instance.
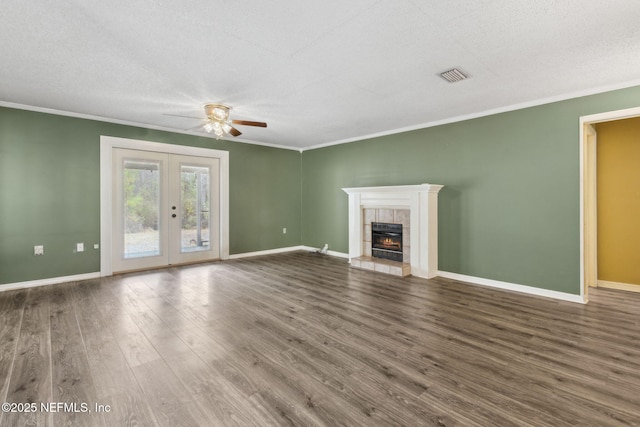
[192,102,266,139]
[213,108,227,120]
[204,103,230,121]
[207,121,223,139]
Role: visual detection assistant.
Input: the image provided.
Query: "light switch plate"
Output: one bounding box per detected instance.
[34,245,44,255]
[76,242,84,252]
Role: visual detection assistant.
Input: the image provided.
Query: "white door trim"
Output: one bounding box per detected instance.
[100,136,229,276]
[579,105,640,302]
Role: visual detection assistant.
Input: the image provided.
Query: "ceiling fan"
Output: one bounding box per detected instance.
[167,103,267,139]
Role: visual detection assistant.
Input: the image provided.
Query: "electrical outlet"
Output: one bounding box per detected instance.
[76,242,84,252]
[34,245,44,256]
[283,228,287,234]
[94,243,100,250]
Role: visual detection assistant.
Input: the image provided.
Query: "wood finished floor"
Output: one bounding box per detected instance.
[1,251,639,426]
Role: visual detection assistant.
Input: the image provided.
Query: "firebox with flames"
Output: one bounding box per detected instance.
[379,237,401,250]
[371,222,403,262]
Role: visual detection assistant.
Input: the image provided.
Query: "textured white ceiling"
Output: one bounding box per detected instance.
[2,0,640,150]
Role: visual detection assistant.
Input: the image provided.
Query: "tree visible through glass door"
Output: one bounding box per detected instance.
[180,165,210,253]
[123,159,162,259]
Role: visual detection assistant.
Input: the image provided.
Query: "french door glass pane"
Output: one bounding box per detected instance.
[123,160,161,258]
[180,165,210,253]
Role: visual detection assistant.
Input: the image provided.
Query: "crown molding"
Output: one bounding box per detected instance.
[301,78,640,152]
[0,101,300,152]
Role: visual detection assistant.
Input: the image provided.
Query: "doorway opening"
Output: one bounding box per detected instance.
[100,136,229,276]
[580,106,640,301]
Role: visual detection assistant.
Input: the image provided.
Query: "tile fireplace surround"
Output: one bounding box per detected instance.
[342,184,444,278]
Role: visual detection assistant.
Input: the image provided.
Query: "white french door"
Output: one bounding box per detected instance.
[112,148,220,273]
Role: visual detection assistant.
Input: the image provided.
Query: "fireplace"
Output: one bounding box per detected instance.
[372,222,403,262]
[343,184,443,278]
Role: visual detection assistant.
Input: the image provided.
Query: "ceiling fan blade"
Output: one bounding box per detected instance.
[231,119,267,128]
[229,126,242,137]
[185,123,206,132]
[164,113,203,120]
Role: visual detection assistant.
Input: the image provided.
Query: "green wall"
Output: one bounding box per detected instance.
[0,107,301,285]
[301,85,640,295]
[3,84,640,292]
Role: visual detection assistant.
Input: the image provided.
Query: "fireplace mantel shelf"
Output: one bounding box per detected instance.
[342,183,443,195]
[342,183,444,279]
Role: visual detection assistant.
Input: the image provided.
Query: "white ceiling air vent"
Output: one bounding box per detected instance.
[440,68,468,83]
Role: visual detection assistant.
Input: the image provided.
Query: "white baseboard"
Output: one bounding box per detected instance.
[230,245,350,260]
[300,246,350,259]
[0,258,586,307]
[0,272,101,293]
[438,271,586,304]
[229,246,308,259]
[0,247,348,291]
[597,280,640,293]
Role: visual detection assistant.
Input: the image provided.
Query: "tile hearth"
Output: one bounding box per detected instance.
[350,256,411,277]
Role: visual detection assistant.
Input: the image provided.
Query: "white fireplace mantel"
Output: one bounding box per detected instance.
[342,183,444,279]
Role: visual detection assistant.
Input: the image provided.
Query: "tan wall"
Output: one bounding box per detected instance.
[596,117,640,286]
